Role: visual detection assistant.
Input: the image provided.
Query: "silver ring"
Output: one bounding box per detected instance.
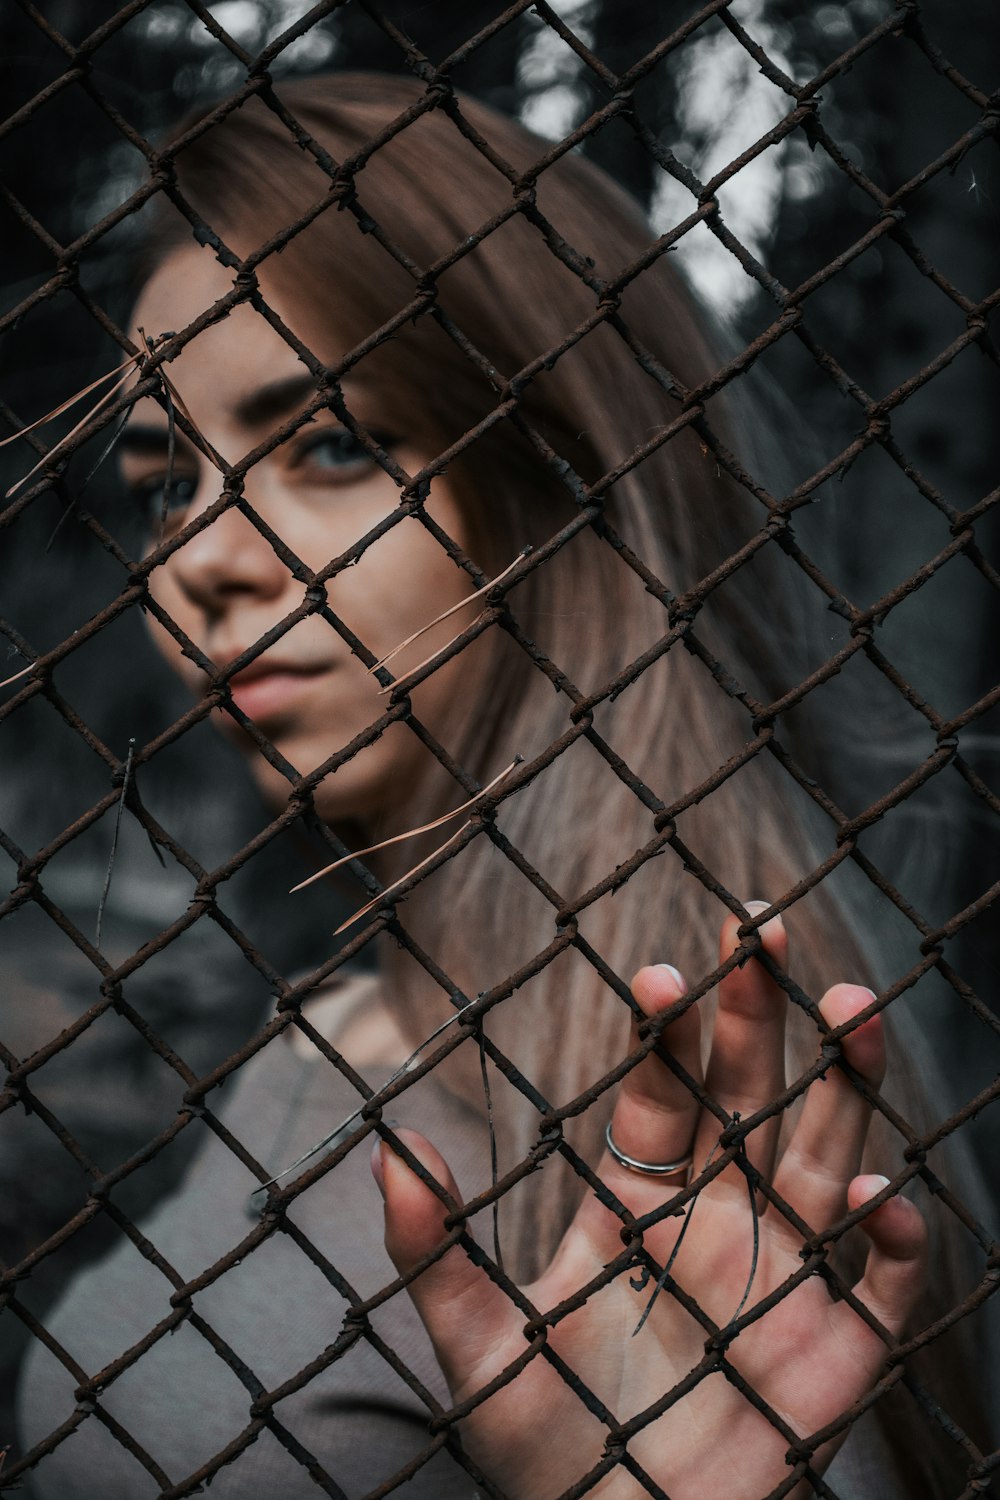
[605,1123,692,1180]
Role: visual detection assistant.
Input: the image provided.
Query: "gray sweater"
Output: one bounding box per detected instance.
[17,982,487,1498]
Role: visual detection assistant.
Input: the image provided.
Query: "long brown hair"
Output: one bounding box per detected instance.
[145,73,992,1483]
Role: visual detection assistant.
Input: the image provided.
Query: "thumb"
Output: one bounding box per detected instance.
[373,1128,517,1389]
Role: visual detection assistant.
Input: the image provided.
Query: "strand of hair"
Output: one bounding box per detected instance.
[0,354,139,450]
[367,547,529,675]
[289,756,520,893]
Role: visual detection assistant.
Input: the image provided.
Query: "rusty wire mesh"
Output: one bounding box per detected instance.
[1,1,998,1497]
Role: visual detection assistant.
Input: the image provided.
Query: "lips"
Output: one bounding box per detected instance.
[225,656,329,725]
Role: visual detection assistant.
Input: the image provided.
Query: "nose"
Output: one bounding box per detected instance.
[163,465,289,622]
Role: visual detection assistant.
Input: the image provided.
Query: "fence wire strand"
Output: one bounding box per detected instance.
[0,1,998,1497]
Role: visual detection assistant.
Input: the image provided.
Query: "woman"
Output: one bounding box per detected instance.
[13,73,984,1499]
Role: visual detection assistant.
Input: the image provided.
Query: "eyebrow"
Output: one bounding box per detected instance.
[117,423,185,459]
[232,372,321,428]
[118,371,326,458]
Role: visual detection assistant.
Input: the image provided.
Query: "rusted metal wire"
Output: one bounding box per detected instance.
[0,1,997,1497]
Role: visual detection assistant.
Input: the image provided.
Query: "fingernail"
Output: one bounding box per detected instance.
[745,899,780,920]
[371,1140,386,1197]
[861,1173,891,1205]
[744,899,784,936]
[655,963,687,993]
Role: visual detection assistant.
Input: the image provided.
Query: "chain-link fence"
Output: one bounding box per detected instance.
[1,2,998,1497]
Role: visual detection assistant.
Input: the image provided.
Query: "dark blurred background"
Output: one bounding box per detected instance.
[1,0,997,1444]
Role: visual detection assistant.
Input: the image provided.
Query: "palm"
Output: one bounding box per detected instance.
[380,914,925,1500]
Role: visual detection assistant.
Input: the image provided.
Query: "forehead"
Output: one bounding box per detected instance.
[130,242,463,456]
[132,246,323,419]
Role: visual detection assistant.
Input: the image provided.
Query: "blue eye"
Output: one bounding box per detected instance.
[305,431,368,466]
[296,428,393,476]
[133,474,197,523]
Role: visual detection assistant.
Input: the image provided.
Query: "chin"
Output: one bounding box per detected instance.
[247,739,400,831]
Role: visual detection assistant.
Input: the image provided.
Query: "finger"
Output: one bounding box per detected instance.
[605,964,701,1193]
[375,1128,517,1389]
[775,984,884,1232]
[695,902,788,1194]
[848,1174,927,1340]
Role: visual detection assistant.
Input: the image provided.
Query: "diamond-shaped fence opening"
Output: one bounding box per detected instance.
[1,3,998,1498]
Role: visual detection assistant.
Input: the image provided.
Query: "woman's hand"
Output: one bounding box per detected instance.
[373,907,926,1499]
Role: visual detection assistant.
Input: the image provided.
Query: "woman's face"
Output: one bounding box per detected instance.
[124,247,478,826]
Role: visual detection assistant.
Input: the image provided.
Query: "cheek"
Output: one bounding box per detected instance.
[334,516,471,657]
[143,570,204,682]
